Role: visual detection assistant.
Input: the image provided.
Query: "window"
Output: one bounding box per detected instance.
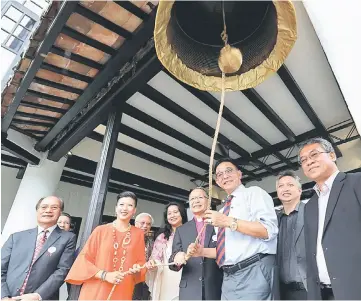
[1,4,36,54]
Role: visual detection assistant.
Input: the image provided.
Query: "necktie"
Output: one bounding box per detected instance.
[20,230,49,295]
[216,195,233,266]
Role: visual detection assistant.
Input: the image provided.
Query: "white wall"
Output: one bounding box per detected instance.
[1,166,22,229]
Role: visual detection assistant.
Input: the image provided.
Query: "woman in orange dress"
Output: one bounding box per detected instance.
[66,191,147,300]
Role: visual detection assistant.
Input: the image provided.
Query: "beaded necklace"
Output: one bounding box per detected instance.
[112,221,131,272]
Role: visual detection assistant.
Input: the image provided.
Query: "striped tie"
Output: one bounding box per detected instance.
[20,230,48,295]
[216,195,233,266]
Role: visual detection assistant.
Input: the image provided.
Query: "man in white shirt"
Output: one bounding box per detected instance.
[1,196,76,300]
[203,158,278,300]
[300,137,361,300]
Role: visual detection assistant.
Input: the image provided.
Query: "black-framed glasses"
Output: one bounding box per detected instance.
[299,150,330,166]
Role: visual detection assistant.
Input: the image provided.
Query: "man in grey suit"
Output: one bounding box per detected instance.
[276,170,307,300]
[1,196,76,300]
[169,187,223,300]
[300,137,361,300]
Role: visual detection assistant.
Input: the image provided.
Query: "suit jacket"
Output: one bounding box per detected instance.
[169,220,223,300]
[276,201,307,290]
[1,226,76,300]
[304,172,361,300]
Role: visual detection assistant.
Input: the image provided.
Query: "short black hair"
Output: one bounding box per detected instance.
[214,157,240,172]
[117,191,138,207]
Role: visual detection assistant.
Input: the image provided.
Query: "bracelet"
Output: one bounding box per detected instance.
[100,270,107,281]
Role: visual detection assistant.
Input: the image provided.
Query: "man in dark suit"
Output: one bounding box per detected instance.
[276,170,307,300]
[169,187,223,300]
[1,196,76,300]
[299,137,361,300]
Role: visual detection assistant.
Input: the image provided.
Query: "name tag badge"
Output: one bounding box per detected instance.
[47,246,56,256]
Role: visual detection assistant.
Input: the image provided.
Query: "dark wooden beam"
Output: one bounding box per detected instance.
[114,1,149,20]
[65,155,190,198]
[252,129,319,159]
[62,26,116,55]
[120,124,209,170]
[12,118,54,128]
[20,101,67,115]
[50,46,103,70]
[1,1,78,133]
[37,10,158,153]
[61,170,182,205]
[140,84,265,180]
[15,111,58,123]
[1,134,40,165]
[41,62,93,83]
[26,90,75,106]
[1,153,27,166]
[122,104,219,160]
[46,51,162,161]
[242,89,296,142]
[173,81,295,171]
[33,77,83,95]
[277,65,342,157]
[75,4,132,39]
[88,131,207,181]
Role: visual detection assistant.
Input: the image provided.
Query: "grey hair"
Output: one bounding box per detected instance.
[189,187,209,199]
[298,137,335,162]
[276,170,302,189]
[135,213,154,225]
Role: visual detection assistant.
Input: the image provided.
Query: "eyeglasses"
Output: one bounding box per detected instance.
[299,150,330,166]
[215,167,235,180]
[189,196,206,203]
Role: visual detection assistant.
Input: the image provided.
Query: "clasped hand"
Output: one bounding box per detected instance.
[187,243,203,258]
[203,209,231,228]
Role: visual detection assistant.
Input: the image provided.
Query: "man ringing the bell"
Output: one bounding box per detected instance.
[203,158,278,300]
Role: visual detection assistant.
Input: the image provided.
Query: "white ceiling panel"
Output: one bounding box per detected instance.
[117,133,206,175]
[148,71,262,153]
[254,74,315,135]
[121,114,210,163]
[210,90,287,145]
[285,2,350,128]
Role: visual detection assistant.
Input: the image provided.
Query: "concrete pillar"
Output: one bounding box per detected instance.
[1,156,67,244]
[187,208,194,221]
[303,0,361,134]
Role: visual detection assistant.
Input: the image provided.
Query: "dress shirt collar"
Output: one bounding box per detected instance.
[222,184,245,203]
[37,224,57,236]
[313,170,340,197]
[280,201,300,216]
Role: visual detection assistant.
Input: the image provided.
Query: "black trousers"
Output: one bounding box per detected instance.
[280,287,307,300]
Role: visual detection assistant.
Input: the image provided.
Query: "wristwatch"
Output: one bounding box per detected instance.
[229,218,238,231]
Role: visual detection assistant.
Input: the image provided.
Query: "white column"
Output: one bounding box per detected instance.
[1,156,67,244]
[187,208,194,221]
[303,0,361,134]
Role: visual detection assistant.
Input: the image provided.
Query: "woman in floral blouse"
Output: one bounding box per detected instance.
[146,203,187,300]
